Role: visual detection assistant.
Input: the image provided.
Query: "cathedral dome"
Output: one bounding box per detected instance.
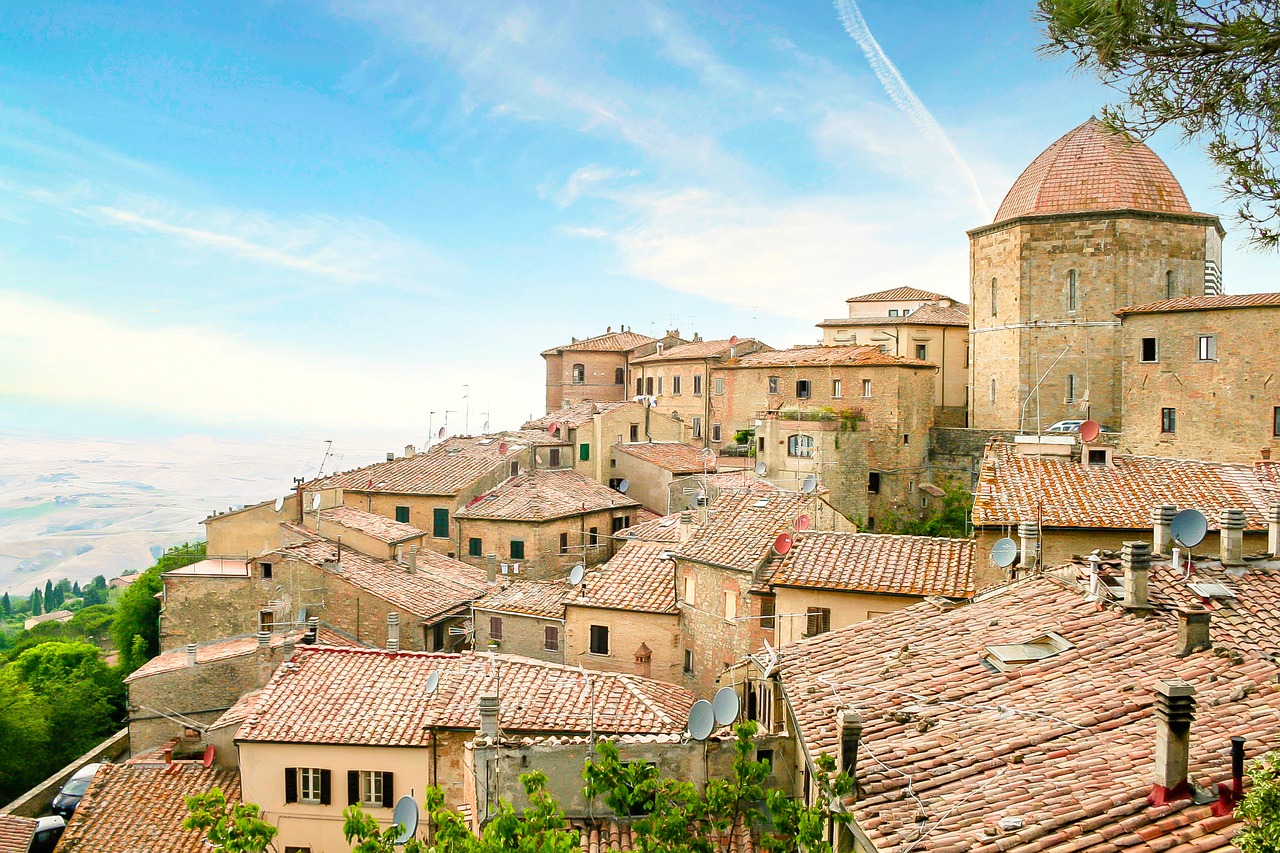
[993,118,1193,223]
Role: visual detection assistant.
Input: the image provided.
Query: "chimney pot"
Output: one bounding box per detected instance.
[1151,504,1177,556]
[1175,606,1212,657]
[634,642,652,678]
[186,643,198,667]
[1219,508,1247,565]
[838,707,863,777]
[679,511,695,544]
[282,638,295,659]
[1151,679,1196,799]
[478,694,500,738]
[307,616,319,644]
[1122,541,1152,609]
[257,630,270,649]
[486,553,498,583]
[1017,521,1039,572]
[408,545,418,575]
[387,612,401,652]
[1268,504,1280,556]
[405,444,416,457]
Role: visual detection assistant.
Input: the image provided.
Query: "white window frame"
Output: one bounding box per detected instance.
[787,434,815,458]
[683,575,696,606]
[1198,334,1217,361]
[832,379,842,398]
[861,378,872,398]
[359,770,383,807]
[299,768,323,805]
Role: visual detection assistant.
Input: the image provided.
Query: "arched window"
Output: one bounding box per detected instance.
[571,363,585,384]
[1066,269,1078,311]
[1165,270,1176,299]
[990,377,997,405]
[787,434,815,458]
[990,278,998,317]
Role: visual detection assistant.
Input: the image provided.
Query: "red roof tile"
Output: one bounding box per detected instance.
[1116,292,1280,315]
[569,541,678,613]
[208,689,264,733]
[125,628,310,683]
[540,330,658,356]
[474,579,568,619]
[676,491,824,572]
[819,302,970,328]
[630,338,770,364]
[0,816,35,853]
[572,818,755,853]
[995,118,1195,222]
[846,287,951,302]
[621,512,687,543]
[318,505,425,543]
[524,401,635,431]
[765,532,974,597]
[731,345,934,369]
[308,440,517,496]
[614,442,718,474]
[456,469,639,522]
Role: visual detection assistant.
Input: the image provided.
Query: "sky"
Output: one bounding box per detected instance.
[0,0,1273,450]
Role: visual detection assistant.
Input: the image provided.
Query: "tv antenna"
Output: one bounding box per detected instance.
[316,440,334,478]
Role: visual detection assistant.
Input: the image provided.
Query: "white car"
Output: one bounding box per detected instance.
[1045,420,1084,433]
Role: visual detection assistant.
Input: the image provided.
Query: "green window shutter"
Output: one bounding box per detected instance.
[468,537,482,557]
[395,506,410,524]
[433,508,449,538]
[579,443,590,462]
[511,540,525,560]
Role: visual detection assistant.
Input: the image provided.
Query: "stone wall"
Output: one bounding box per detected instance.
[204,496,297,558]
[472,607,565,665]
[563,605,684,685]
[545,350,630,412]
[456,507,629,581]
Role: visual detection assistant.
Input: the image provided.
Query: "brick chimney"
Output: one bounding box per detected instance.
[1175,606,1212,657]
[838,707,863,778]
[1268,504,1280,556]
[486,553,498,583]
[1150,679,1196,804]
[478,695,499,738]
[1122,541,1152,610]
[387,612,400,652]
[1017,521,1038,572]
[186,643,198,667]
[1151,504,1177,556]
[679,511,694,544]
[407,545,418,575]
[634,643,652,678]
[1219,508,1246,565]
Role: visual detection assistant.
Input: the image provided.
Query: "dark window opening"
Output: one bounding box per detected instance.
[489,616,503,640]
[615,367,625,385]
[915,344,927,360]
[549,448,561,467]
[760,596,776,630]
[589,527,599,546]
[432,508,449,538]
[1141,337,1158,362]
[868,472,881,494]
[796,379,811,399]
[468,537,482,557]
[510,540,525,559]
[805,607,831,637]
[572,363,585,384]
[645,377,654,396]
[589,624,610,655]
[630,424,639,442]
[544,625,559,651]
[559,532,569,554]
[395,506,410,524]
[1161,407,1177,434]
[261,562,273,580]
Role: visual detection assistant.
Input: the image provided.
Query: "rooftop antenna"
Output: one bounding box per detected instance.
[772,533,794,555]
[801,473,817,494]
[754,460,767,476]
[616,479,630,494]
[443,410,456,440]
[424,672,440,696]
[316,440,334,478]
[274,496,285,512]
[1171,509,1208,549]
[463,385,470,435]
[427,411,435,449]
[1079,420,1102,442]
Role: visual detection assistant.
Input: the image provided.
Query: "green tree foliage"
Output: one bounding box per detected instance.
[0,668,51,803]
[184,788,279,853]
[29,588,42,617]
[82,576,109,607]
[113,542,206,673]
[1236,750,1280,853]
[72,581,81,597]
[69,604,116,639]
[879,481,973,539]
[2,592,9,617]
[1039,0,1280,246]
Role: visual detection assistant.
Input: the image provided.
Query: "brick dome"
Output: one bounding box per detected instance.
[993,118,1193,223]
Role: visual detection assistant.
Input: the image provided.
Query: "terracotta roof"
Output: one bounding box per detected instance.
[994,118,1195,223]
[731,345,933,369]
[236,646,695,744]
[621,512,687,543]
[630,338,769,364]
[208,689,264,732]
[317,505,425,543]
[676,491,820,572]
[308,440,515,496]
[473,579,567,619]
[846,287,951,302]
[674,470,781,495]
[973,440,1277,531]
[540,330,658,356]
[125,628,310,683]
[572,818,755,853]
[764,532,974,598]
[1116,292,1280,316]
[524,400,634,431]
[0,816,35,853]
[456,469,639,522]
[1257,460,1280,489]
[614,442,718,474]
[819,302,970,328]
[776,576,1280,853]
[273,537,490,622]
[54,762,242,853]
[569,541,678,613]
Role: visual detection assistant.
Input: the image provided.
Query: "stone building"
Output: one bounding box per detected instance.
[611,441,718,514]
[524,400,685,485]
[471,579,567,664]
[818,287,970,426]
[628,337,772,443]
[542,328,685,412]
[969,118,1225,432]
[1115,293,1280,463]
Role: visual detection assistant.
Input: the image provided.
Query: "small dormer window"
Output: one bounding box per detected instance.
[980,631,1073,672]
[888,309,900,317]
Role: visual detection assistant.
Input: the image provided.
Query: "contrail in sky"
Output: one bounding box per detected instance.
[834,0,991,219]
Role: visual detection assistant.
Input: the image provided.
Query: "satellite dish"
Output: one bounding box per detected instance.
[617,479,630,494]
[1079,420,1102,442]
[438,427,446,439]
[794,514,811,531]
[713,687,740,726]
[498,442,508,455]
[1171,509,1208,548]
[801,474,817,494]
[273,496,285,512]
[391,795,419,845]
[311,494,322,511]
[687,700,715,741]
[548,422,561,436]
[773,533,794,555]
[991,537,1018,568]
[754,461,767,476]
[424,672,440,695]
[729,335,739,345]
[568,564,585,585]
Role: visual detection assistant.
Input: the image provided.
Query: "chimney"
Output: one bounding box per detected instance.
[307,616,319,644]
[405,444,416,457]
[1151,504,1177,556]
[478,695,499,738]
[282,637,296,659]
[838,707,863,777]
[186,643,198,667]
[1270,504,1280,556]
[387,451,395,462]
[407,545,418,575]
[1150,679,1196,804]
[1122,540,1152,610]
[1017,521,1039,572]
[1219,508,1246,565]
[1175,606,1212,657]
[486,553,497,583]
[257,630,270,649]
[634,643,652,678]
[679,511,694,544]
[387,612,400,652]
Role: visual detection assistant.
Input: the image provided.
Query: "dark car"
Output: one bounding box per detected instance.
[50,762,102,819]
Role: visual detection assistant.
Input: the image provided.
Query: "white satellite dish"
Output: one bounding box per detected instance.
[274,496,285,512]
[1171,509,1208,548]
[713,687,740,726]
[391,795,419,845]
[801,474,817,494]
[568,564,585,585]
[687,699,715,741]
[991,537,1018,568]
[754,461,767,476]
[424,672,440,695]
[311,493,322,511]
[617,479,630,494]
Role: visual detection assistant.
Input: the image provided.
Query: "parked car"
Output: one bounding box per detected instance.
[29,815,65,853]
[1045,420,1084,433]
[50,763,102,819]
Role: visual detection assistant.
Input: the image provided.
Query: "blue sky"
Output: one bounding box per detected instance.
[0,0,1269,444]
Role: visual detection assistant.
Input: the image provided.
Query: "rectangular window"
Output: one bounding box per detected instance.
[693,374,703,395]
[713,377,725,395]
[711,423,722,442]
[645,377,654,396]
[260,562,273,580]
[832,379,842,398]
[615,367,625,385]
[1161,407,1177,434]
[350,770,392,808]
[544,625,560,651]
[611,515,631,533]
[468,537,482,557]
[724,591,737,622]
[432,508,449,538]
[572,363,585,384]
[1274,406,1280,437]
[490,616,503,640]
[1141,337,1158,362]
[888,308,900,317]
[550,448,562,467]
[630,424,639,442]
[657,376,664,395]
[805,607,831,637]
[862,378,872,397]
[510,540,525,559]
[259,609,274,633]
[579,443,590,462]
[588,527,599,546]
[683,648,694,674]
[915,344,927,360]
[768,376,779,394]
[589,625,610,655]
[636,378,644,396]
[290,767,330,805]
[692,417,703,439]
[431,623,446,651]
[868,472,881,494]
[1198,334,1217,361]
[559,532,569,554]
[395,506,410,524]
[672,375,682,395]
[683,575,696,606]
[796,380,811,399]
[760,596,776,630]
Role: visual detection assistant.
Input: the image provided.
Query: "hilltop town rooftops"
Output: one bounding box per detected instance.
[676,490,821,572]
[630,338,770,364]
[973,439,1277,531]
[763,531,974,598]
[523,400,634,431]
[209,689,265,734]
[540,329,658,356]
[455,469,640,522]
[569,541,678,614]
[846,286,951,303]
[818,302,970,328]
[1115,292,1280,315]
[731,345,934,369]
[614,442,717,474]
[236,646,696,745]
[124,624,357,683]
[317,505,425,544]
[774,575,1280,853]
[473,579,567,619]
[307,438,522,496]
[620,512,686,543]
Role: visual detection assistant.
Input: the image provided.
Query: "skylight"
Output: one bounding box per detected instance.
[981,631,1074,673]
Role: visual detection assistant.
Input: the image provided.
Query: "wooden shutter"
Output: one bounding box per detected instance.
[319,769,332,805]
[347,770,360,805]
[284,767,297,804]
[381,772,395,808]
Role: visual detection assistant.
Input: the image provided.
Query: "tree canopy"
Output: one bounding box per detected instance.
[1038,0,1280,246]
[1236,750,1280,853]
